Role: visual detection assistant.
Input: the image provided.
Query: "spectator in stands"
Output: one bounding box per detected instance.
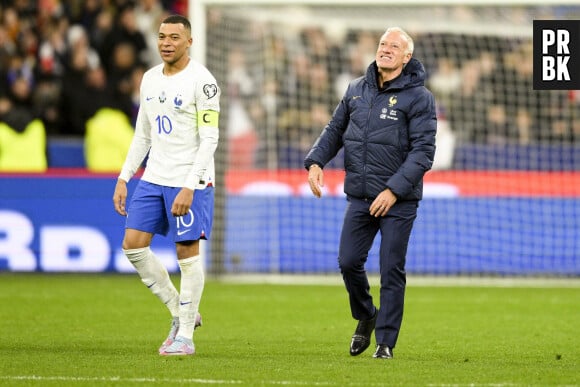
[334,30,376,101]
[37,16,69,81]
[501,43,546,143]
[282,32,337,114]
[134,0,168,66]
[514,107,534,145]
[225,47,258,170]
[67,24,101,72]
[0,94,48,172]
[300,26,342,93]
[567,90,580,142]
[2,6,22,44]
[427,57,461,118]
[308,61,335,112]
[276,107,309,168]
[127,63,146,125]
[304,27,436,360]
[3,1,579,170]
[32,76,62,135]
[277,48,336,167]
[0,90,34,135]
[277,103,333,169]
[432,105,456,170]
[73,0,104,34]
[0,24,16,71]
[448,58,490,142]
[541,90,577,143]
[99,2,148,72]
[88,7,114,54]
[4,54,34,108]
[485,103,512,144]
[60,57,118,136]
[0,4,51,144]
[108,41,141,116]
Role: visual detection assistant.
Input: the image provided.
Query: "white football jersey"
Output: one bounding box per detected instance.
[119,59,220,190]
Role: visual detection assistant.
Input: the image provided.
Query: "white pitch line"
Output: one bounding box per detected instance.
[0,375,339,386]
[0,376,243,385]
[1,375,546,386]
[212,274,580,288]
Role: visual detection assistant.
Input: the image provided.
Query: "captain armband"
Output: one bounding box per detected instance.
[197,110,219,127]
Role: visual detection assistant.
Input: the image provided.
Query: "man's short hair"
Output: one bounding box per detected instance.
[385,27,414,55]
[162,14,191,33]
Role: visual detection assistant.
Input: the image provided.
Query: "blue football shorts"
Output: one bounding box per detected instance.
[125,180,214,242]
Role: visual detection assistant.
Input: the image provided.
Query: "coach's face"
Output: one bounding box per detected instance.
[375,31,411,73]
[158,22,192,66]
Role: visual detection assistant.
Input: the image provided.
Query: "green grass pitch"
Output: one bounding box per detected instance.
[0,273,578,386]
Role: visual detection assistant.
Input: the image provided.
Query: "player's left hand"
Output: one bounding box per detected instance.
[171,188,194,217]
[369,188,397,217]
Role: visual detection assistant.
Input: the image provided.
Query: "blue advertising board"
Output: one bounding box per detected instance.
[1,173,579,275]
[0,175,178,272]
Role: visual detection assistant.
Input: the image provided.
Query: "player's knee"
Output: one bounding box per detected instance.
[122,239,145,251]
[176,240,199,259]
[122,230,152,250]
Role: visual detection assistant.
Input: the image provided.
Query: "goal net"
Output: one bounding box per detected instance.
[191,1,580,276]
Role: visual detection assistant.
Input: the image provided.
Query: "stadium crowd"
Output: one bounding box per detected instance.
[1,1,579,170]
[203,6,580,169]
[0,0,184,137]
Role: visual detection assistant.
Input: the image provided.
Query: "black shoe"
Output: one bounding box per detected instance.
[349,310,377,356]
[373,344,393,359]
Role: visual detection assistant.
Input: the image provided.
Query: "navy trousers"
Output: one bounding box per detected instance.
[338,196,418,348]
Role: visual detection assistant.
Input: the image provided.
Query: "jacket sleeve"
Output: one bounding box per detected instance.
[386,88,437,198]
[304,91,349,170]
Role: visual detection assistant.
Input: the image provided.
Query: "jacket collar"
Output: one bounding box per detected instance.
[366,57,426,91]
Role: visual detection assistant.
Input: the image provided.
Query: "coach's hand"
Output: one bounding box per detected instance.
[307,164,324,198]
[369,188,397,217]
[172,188,194,217]
[113,179,128,216]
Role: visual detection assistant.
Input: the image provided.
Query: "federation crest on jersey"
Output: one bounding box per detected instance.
[174,94,183,109]
[203,84,218,99]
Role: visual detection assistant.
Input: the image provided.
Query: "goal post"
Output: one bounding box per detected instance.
[189,0,580,277]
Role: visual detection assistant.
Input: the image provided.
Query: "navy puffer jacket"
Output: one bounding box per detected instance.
[304,58,437,201]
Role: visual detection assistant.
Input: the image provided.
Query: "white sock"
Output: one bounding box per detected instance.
[124,247,179,317]
[176,255,205,340]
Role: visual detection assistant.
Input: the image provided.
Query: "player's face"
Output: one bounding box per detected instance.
[158,22,192,65]
[375,31,411,72]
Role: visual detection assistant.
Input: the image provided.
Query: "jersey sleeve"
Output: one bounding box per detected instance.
[184,71,221,190]
[118,81,152,183]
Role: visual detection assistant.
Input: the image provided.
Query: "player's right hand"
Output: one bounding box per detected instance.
[113,179,128,216]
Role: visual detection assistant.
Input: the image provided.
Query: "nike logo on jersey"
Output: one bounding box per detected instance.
[177,229,191,236]
[146,96,155,101]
